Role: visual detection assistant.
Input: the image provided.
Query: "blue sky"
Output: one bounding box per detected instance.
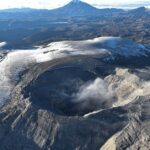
[0,0,150,9]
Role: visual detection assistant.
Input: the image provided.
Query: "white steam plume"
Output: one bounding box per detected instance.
[73,78,115,106]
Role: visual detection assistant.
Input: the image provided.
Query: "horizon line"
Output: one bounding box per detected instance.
[0,0,149,11]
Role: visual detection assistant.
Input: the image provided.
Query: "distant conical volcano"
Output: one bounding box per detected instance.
[50,0,123,17]
[51,0,99,16]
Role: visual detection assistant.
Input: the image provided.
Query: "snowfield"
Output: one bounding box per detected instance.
[0,36,149,106]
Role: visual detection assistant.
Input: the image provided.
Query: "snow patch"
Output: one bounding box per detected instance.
[0,42,7,48]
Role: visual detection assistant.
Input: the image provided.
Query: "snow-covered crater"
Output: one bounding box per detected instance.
[0,37,149,106]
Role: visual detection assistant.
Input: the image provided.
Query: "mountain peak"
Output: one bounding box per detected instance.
[51,0,99,17]
[129,6,150,16]
[72,0,80,3]
[50,0,124,17]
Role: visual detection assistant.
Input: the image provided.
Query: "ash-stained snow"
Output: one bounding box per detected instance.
[0,37,149,106]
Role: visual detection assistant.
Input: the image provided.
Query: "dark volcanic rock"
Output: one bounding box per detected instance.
[0,56,128,150]
[0,51,149,149]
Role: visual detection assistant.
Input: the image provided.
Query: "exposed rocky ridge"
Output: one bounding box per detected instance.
[116,96,150,150]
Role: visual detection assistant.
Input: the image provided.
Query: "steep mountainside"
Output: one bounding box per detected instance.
[0,37,149,149]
